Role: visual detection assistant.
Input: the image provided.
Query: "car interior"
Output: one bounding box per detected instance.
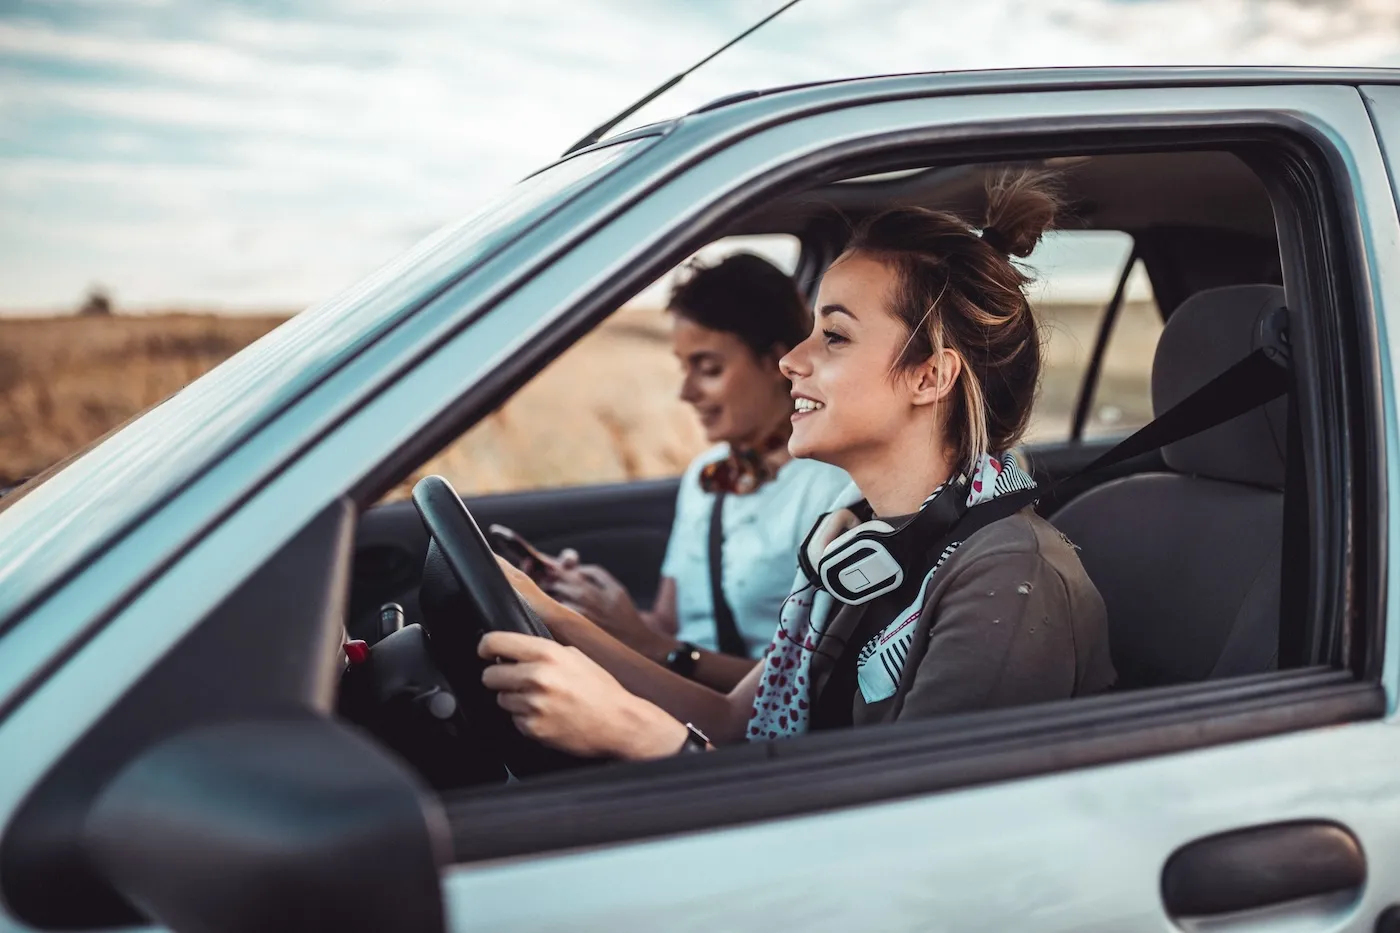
[341,147,1297,790]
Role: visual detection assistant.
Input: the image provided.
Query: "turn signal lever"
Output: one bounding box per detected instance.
[379,602,406,641]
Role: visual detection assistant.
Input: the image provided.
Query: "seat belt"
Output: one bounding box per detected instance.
[812,344,1292,723]
[963,344,1292,534]
[707,494,750,658]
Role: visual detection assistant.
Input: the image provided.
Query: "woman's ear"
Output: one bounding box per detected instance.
[909,348,961,407]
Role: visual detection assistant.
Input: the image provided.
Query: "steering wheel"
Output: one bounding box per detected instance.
[411,474,552,641]
[409,475,589,778]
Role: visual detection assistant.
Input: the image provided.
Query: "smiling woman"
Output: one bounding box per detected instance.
[531,253,851,692]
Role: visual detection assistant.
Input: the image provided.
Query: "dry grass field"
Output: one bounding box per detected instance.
[0,300,1157,499]
[0,313,286,486]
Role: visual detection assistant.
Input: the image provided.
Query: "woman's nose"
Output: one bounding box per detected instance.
[678,372,700,403]
[779,340,810,381]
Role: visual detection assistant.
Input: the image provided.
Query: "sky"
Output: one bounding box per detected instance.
[2,0,1399,313]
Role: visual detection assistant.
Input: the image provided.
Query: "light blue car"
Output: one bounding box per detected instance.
[2,66,1400,933]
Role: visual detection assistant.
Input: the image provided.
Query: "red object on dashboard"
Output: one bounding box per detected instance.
[344,639,369,665]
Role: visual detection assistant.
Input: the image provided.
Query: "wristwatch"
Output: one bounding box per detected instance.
[665,641,702,679]
[676,722,711,755]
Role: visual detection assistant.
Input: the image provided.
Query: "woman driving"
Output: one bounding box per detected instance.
[537,254,850,692]
[479,170,1116,759]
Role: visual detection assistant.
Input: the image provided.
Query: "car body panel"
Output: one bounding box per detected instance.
[443,720,1400,933]
[1361,84,1400,712]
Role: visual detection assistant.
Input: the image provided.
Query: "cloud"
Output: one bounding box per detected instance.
[0,0,1398,310]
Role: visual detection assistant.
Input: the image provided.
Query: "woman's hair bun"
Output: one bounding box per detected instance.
[982,168,1063,258]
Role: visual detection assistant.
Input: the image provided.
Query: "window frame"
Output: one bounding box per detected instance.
[419,115,1382,863]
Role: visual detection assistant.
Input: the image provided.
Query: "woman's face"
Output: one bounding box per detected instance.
[672,316,791,446]
[780,253,951,470]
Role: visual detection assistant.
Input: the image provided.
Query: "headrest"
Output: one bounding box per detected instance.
[1151,284,1289,490]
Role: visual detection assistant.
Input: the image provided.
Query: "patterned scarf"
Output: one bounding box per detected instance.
[698,428,791,495]
[745,452,1037,740]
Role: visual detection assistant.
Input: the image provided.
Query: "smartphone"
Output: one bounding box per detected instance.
[487,524,557,583]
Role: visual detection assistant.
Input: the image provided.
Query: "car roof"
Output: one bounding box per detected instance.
[687,64,1400,119]
[563,64,1400,161]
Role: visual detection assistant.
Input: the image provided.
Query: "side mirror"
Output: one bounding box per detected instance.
[83,716,448,933]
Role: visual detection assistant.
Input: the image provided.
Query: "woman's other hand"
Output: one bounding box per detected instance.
[479,631,687,760]
[545,564,673,660]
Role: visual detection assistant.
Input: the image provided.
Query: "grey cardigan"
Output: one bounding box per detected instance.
[813,507,1116,727]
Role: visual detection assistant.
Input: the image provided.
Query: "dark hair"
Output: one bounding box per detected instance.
[667,252,810,358]
[844,168,1062,472]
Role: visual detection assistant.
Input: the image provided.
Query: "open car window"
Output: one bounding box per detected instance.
[1023,231,1161,444]
[383,233,800,501]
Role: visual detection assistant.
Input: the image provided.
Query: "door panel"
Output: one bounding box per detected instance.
[350,479,678,641]
[442,718,1400,933]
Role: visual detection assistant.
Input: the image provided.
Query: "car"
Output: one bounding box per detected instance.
[2,66,1400,933]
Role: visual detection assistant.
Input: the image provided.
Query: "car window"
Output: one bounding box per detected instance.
[0,140,649,512]
[1083,262,1162,439]
[383,234,801,501]
[1021,231,1160,444]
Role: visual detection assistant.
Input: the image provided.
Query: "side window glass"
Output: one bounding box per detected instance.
[1022,231,1160,444]
[388,235,802,501]
[1083,262,1161,439]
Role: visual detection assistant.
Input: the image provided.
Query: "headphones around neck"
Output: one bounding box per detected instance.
[798,484,968,606]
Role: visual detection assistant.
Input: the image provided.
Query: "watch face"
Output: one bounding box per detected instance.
[667,644,700,678]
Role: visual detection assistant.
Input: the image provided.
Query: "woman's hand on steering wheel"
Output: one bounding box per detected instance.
[494,556,570,632]
[479,631,687,760]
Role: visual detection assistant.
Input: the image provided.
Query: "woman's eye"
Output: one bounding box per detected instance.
[823,329,848,346]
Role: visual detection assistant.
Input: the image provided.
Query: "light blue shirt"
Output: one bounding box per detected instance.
[660,446,853,657]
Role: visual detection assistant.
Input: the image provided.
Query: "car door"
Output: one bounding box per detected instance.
[427,79,1400,931]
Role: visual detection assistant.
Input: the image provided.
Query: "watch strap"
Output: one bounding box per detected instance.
[676,722,711,755]
[665,642,702,679]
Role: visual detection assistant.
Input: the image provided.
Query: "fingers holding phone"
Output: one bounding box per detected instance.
[487,524,564,583]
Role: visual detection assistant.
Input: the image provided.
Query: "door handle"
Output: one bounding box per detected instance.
[1162,821,1364,918]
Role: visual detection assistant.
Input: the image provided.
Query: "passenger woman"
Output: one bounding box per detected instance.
[540,254,851,692]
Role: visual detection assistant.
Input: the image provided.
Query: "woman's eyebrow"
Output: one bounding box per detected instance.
[818,303,858,321]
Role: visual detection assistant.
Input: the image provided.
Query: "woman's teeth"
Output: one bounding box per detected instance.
[794,398,824,413]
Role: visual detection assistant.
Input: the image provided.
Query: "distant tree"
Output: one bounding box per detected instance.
[78,286,113,316]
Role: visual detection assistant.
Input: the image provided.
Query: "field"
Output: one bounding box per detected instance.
[0,301,1157,499]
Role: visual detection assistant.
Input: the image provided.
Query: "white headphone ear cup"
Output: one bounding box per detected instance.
[806,508,864,570]
[821,519,896,561]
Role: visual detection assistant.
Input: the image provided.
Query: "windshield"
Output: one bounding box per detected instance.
[0,139,644,512]
[0,136,651,624]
